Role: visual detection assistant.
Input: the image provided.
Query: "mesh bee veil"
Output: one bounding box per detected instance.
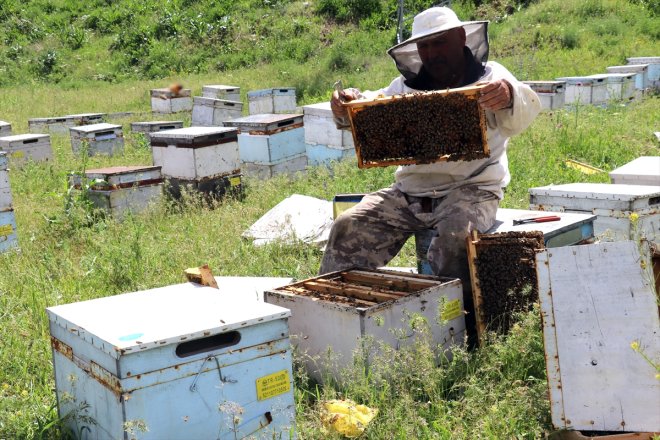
[387,8,489,83]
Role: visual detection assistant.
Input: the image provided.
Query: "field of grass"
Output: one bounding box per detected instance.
[1,0,659,438]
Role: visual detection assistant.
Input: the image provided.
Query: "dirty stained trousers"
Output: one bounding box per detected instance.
[319,184,499,288]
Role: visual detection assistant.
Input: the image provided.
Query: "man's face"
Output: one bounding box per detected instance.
[416,28,467,87]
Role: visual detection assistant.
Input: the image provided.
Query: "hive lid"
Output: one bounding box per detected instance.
[607,64,649,73]
[0,133,49,143]
[202,85,240,93]
[609,156,660,181]
[28,115,73,123]
[69,165,162,188]
[627,56,660,64]
[523,81,565,93]
[303,101,332,117]
[46,282,292,358]
[556,76,600,85]
[85,165,161,178]
[149,126,238,146]
[224,113,303,134]
[530,183,660,200]
[589,73,634,82]
[131,121,184,127]
[0,121,9,126]
[150,88,192,98]
[69,123,120,133]
[193,96,243,108]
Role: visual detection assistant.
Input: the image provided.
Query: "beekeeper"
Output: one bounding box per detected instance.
[321,6,541,340]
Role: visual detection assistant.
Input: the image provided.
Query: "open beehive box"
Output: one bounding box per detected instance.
[264,268,465,382]
[344,85,489,168]
[466,230,545,343]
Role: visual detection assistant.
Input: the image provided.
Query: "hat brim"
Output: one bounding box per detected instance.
[387,20,488,55]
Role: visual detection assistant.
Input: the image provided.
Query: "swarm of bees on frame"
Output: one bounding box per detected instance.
[474,231,545,334]
[352,91,488,165]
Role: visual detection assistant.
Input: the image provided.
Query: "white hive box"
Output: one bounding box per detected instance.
[149,127,240,180]
[70,123,124,156]
[242,154,307,179]
[47,282,296,440]
[28,115,76,134]
[589,73,635,102]
[606,64,649,94]
[150,88,193,113]
[609,156,660,186]
[69,166,164,219]
[264,268,465,382]
[68,113,106,126]
[523,81,566,110]
[0,133,53,164]
[191,97,243,127]
[303,101,356,166]
[536,241,660,433]
[0,121,12,136]
[627,56,660,89]
[529,183,660,242]
[556,76,606,106]
[0,153,18,253]
[248,88,296,115]
[202,84,241,101]
[130,121,183,134]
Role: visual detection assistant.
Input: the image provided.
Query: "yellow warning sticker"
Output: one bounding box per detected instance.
[441,299,462,321]
[229,176,241,186]
[0,224,13,237]
[256,370,290,401]
[11,151,24,159]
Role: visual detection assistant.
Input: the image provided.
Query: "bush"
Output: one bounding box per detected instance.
[316,0,382,24]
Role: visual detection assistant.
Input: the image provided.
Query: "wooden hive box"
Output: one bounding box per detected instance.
[343,85,490,168]
[0,133,53,164]
[0,121,10,136]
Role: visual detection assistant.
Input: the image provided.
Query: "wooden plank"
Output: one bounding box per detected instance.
[302,280,402,303]
[466,230,487,345]
[340,270,437,291]
[285,286,377,307]
[539,241,660,432]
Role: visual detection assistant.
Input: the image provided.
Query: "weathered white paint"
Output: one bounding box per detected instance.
[0,133,53,164]
[264,269,465,383]
[536,241,660,432]
[47,282,295,439]
[609,156,660,186]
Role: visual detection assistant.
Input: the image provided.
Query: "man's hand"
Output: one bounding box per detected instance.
[331,88,360,120]
[476,79,514,111]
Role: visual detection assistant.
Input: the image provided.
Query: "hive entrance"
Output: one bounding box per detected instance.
[467,231,545,340]
[278,269,438,308]
[346,86,489,168]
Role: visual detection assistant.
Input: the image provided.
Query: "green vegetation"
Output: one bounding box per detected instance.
[0,0,658,438]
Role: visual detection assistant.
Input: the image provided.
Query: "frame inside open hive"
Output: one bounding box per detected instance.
[345,85,489,168]
[274,269,442,308]
[466,230,545,343]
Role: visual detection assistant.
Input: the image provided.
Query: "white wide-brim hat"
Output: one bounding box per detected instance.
[387,7,489,83]
[390,7,487,50]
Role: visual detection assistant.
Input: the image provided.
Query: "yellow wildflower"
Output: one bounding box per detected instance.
[630,341,640,351]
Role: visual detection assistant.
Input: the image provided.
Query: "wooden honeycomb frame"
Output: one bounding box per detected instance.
[344,85,490,168]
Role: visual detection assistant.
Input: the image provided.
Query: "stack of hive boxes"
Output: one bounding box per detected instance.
[247,88,297,115]
[225,114,307,179]
[149,126,242,199]
[0,152,18,252]
[303,101,355,165]
[150,88,193,113]
[522,81,566,111]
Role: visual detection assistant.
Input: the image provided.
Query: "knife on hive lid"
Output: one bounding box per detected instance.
[513,215,561,225]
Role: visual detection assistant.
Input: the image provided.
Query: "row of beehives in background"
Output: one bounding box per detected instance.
[524,56,660,110]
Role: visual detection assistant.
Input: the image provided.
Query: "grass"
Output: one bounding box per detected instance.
[0,0,659,437]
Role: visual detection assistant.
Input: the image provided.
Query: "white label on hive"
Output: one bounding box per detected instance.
[0,223,13,237]
[256,369,290,401]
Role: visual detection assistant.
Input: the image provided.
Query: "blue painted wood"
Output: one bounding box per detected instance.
[0,210,18,253]
[238,128,304,164]
[47,283,296,439]
[306,143,355,166]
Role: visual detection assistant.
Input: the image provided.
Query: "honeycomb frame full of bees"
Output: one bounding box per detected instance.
[466,229,545,344]
[344,85,489,168]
